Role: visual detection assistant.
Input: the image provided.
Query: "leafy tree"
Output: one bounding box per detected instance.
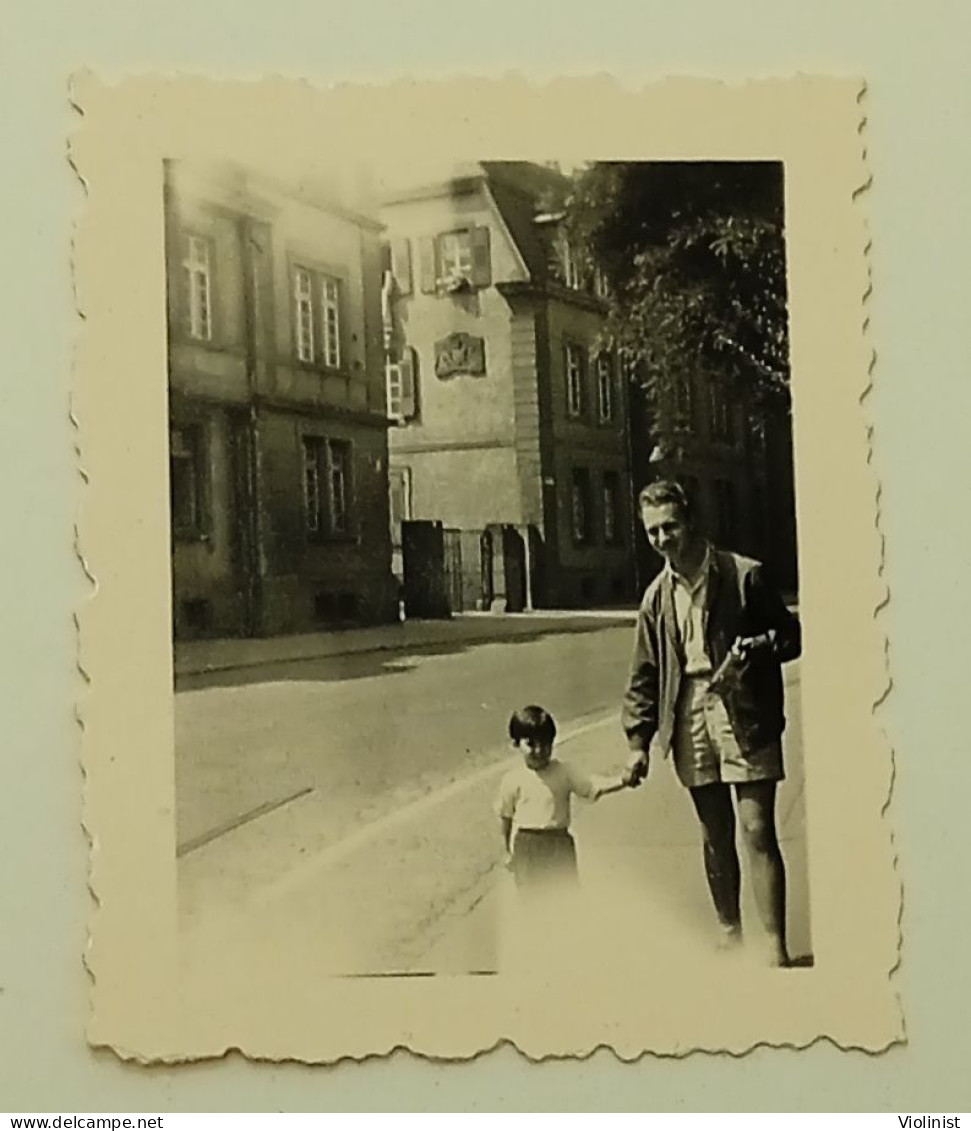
[565,161,791,432]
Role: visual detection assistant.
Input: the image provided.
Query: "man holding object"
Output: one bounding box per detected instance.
[622,479,801,965]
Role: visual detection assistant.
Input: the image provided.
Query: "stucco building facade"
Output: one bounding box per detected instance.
[166,161,397,640]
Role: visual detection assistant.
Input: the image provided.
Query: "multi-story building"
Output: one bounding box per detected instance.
[165,161,398,640]
[380,161,636,610]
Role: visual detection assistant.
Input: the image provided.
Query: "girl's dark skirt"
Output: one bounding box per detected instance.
[511,828,578,892]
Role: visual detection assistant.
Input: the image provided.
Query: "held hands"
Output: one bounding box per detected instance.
[623,750,650,789]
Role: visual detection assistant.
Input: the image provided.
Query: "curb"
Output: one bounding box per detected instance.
[175,613,639,679]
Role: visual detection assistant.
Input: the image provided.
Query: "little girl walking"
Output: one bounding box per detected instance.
[496,704,632,894]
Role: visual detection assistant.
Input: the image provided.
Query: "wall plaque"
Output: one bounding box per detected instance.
[434,332,486,379]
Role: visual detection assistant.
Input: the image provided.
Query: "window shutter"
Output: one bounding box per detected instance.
[399,346,418,419]
[418,236,437,293]
[392,238,413,296]
[470,226,492,288]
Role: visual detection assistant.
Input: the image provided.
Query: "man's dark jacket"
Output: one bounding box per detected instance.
[622,548,801,758]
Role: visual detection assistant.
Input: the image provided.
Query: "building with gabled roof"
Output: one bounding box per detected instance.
[380,161,637,611]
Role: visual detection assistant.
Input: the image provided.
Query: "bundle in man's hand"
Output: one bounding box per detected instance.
[707,638,751,695]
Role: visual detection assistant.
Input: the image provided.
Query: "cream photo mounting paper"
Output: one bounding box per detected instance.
[72,73,900,1062]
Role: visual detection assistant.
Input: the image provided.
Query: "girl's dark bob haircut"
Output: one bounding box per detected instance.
[508,704,557,745]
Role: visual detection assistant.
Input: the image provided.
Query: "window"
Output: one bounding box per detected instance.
[596,353,615,423]
[182,235,212,341]
[294,268,315,363]
[709,380,733,441]
[329,440,350,534]
[565,343,585,417]
[418,227,492,292]
[386,347,418,422]
[439,231,474,280]
[386,361,402,419]
[594,266,611,299]
[571,468,592,545]
[170,424,206,539]
[603,472,621,544]
[303,436,353,537]
[321,277,341,369]
[293,266,343,369]
[303,436,323,533]
[561,236,581,289]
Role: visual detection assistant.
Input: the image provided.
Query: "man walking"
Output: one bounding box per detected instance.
[623,479,801,965]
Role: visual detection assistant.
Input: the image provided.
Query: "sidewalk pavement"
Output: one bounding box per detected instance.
[174,608,639,677]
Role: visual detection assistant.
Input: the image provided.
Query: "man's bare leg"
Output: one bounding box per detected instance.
[688,783,742,943]
[735,780,789,965]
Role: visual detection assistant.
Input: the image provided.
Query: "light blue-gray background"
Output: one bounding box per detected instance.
[2,0,968,1112]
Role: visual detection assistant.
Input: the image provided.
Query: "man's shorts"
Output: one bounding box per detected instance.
[672,675,784,789]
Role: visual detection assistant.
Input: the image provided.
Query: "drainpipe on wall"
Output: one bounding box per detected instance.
[522,526,533,612]
[239,215,266,637]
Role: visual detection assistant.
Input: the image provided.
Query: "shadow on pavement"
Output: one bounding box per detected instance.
[176,621,627,692]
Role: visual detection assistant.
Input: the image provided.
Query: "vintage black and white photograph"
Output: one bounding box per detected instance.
[75,75,899,1059]
[167,154,809,979]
